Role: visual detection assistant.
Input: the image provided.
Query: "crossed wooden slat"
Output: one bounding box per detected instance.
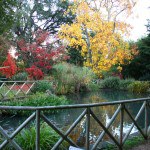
[0,81,35,100]
[38,102,149,149]
[0,101,149,150]
[0,113,35,150]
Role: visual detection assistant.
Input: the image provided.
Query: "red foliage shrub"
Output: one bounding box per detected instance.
[0,53,17,78]
[17,29,69,79]
[26,65,44,80]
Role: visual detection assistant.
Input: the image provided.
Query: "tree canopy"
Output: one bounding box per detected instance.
[122,34,150,80]
[13,0,75,42]
[59,0,136,77]
[0,0,16,34]
[0,36,12,65]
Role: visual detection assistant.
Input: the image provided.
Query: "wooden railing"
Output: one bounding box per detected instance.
[0,98,150,150]
[0,81,35,101]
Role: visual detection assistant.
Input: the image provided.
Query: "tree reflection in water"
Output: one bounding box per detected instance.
[0,90,149,148]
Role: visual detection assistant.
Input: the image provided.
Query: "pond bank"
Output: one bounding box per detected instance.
[130,139,150,150]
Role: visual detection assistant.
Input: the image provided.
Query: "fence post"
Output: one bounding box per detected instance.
[86,107,90,150]
[36,110,40,150]
[120,104,124,148]
[145,101,148,139]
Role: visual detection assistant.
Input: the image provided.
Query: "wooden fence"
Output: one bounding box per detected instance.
[0,81,35,101]
[0,98,150,150]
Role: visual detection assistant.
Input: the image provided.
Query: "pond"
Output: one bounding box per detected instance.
[0,89,150,147]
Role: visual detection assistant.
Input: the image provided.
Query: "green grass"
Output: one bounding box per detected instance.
[105,136,145,150]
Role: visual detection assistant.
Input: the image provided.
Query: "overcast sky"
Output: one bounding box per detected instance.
[127,0,150,41]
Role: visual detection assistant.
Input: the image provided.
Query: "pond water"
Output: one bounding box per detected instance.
[67,89,150,104]
[0,89,150,147]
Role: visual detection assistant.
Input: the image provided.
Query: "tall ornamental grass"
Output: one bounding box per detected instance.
[3,123,68,150]
[53,62,98,94]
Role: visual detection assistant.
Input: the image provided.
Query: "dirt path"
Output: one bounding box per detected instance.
[130,140,150,150]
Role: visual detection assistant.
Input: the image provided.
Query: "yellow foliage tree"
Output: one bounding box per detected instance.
[59,0,137,77]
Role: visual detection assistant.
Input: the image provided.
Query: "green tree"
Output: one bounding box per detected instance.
[136,34,150,80]
[122,34,150,80]
[0,0,16,34]
[14,0,75,42]
[0,36,11,65]
[67,46,84,66]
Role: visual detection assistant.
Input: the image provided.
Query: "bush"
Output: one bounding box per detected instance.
[32,80,53,93]
[98,77,150,93]
[1,92,70,115]
[99,77,120,89]
[139,73,150,81]
[128,81,150,93]
[87,82,99,91]
[11,72,28,81]
[13,123,68,150]
[26,65,44,80]
[53,63,97,94]
[119,79,135,90]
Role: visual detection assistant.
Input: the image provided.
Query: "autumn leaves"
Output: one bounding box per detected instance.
[59,0,137,77]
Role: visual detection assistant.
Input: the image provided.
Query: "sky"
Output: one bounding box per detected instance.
[127,0,150,41]
[9,0,150,58]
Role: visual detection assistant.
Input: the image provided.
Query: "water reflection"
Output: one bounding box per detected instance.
[65,90,149,146]
[0,89,150,148]
[67,89,149,104]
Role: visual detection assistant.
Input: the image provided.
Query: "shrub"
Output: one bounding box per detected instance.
[128,81,150,93]
[99,77,120,89]
[1,92,70,115]
[53,62,97,94]
[32,80,53,93]
[0,53,17,78]
[119,79,135,90]
[11,72,28,81]
[87,82,99,91]
[26,65,44,80]
[15,123,68,150]
[139,73,150,81]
